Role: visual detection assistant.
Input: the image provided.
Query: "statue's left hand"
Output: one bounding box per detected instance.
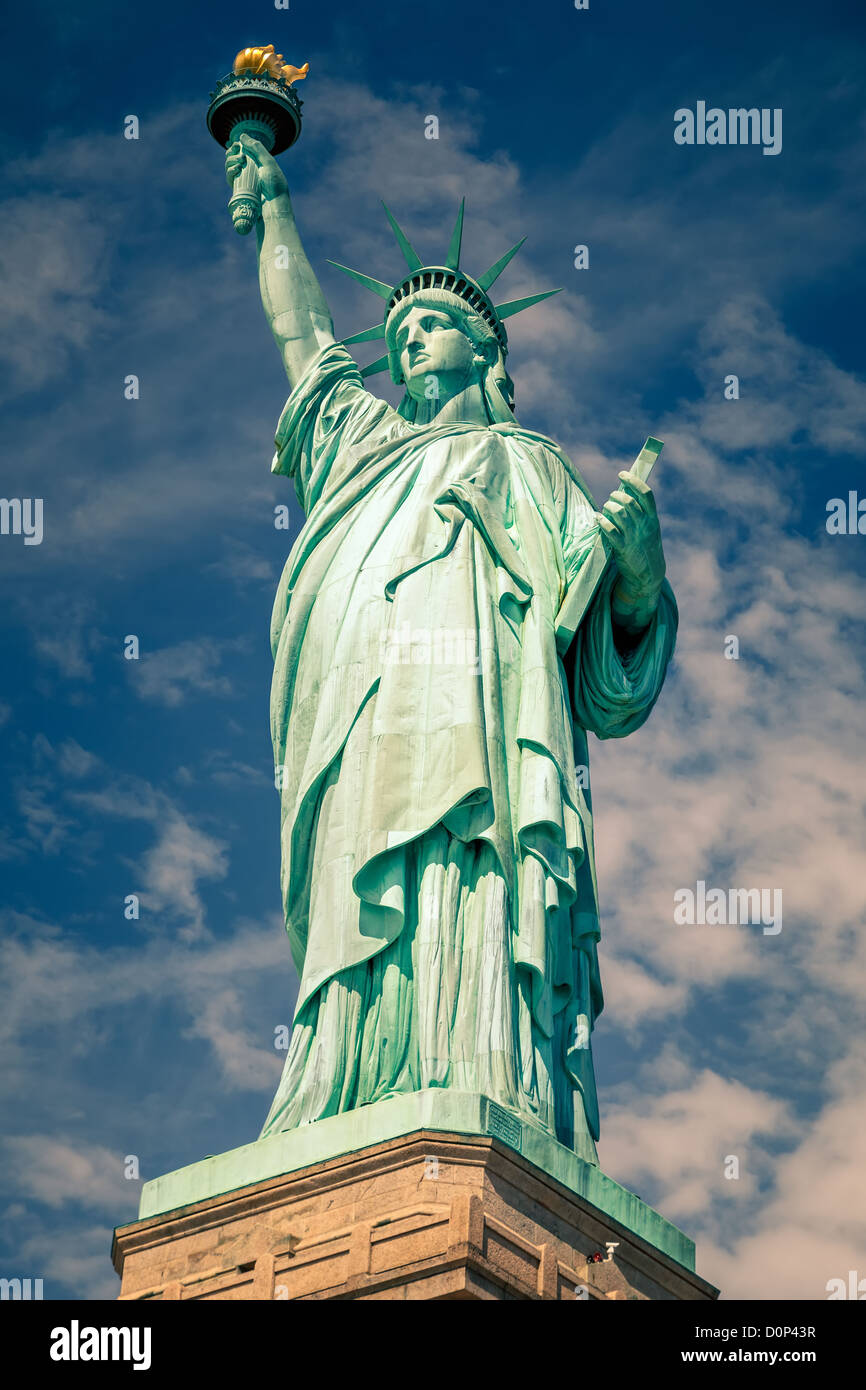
[598,470,665,603]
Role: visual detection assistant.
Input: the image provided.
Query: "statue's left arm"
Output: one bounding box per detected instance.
[598,470,667,641]
[560,467,678,739]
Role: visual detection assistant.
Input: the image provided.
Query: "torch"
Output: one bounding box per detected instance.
[206,45,308,235]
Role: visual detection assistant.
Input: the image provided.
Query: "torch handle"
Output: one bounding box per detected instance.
[228,151,263,236]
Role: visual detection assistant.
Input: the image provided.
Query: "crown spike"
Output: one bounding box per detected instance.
[445,199,466,271]
[359,353,391,378]
[340,324,387,346]
[477,237,527,292]
[495,288,563,320]
[326,260,393,299]
[381,202,423,270]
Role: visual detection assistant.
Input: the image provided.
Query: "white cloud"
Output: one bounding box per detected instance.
[182,987,279,1090]
[17,737,231,937]
[12,1220,124,1301]
[0,909,288,1093]
[131,638,236,707]
[0,196,110,398]
[26,599,104,683]
[139,811,228,939]
[599,1052,866,1300]
[599,1063,795,1223]
[2,1137,131,1211]
[206,538,278,588]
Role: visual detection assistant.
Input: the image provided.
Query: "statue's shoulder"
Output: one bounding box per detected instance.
[272,343,406,480]
[276,343,399,441]
[490,422,600,510]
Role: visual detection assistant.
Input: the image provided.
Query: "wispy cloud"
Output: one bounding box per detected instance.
[130,637,237,707]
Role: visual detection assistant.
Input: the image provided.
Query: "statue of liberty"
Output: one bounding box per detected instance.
[226,135,678,1166]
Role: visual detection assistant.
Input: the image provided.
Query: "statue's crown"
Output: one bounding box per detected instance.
[328,200,562,379]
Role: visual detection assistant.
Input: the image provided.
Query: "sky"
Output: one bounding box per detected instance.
[1,0,865,1301]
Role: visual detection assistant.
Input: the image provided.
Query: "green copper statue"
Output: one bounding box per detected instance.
[225,132,677,1166]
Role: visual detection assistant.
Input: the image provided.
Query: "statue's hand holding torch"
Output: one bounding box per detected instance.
[225,135,288,223]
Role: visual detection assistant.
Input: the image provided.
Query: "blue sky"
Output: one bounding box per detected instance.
[1,0,865,1299]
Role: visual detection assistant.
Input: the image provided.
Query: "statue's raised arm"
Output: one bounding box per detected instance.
[225,134,335,388]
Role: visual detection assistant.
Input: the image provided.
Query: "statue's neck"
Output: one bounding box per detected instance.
[411,378,490,427]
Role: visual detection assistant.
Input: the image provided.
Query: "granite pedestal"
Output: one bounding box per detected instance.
[112,1091,718,1301]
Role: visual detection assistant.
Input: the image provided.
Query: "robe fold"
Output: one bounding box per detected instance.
[261,342,677,1159]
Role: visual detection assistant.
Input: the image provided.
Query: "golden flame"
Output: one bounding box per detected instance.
[233,45,309,87]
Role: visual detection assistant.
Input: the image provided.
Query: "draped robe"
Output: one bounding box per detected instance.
[260,343,678,1163]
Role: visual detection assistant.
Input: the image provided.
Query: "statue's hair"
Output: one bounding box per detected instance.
[384,289,516,422]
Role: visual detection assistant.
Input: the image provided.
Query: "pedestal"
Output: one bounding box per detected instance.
[112,1091,718,1301]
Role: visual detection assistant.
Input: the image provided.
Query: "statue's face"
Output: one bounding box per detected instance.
[395,306,479,403]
